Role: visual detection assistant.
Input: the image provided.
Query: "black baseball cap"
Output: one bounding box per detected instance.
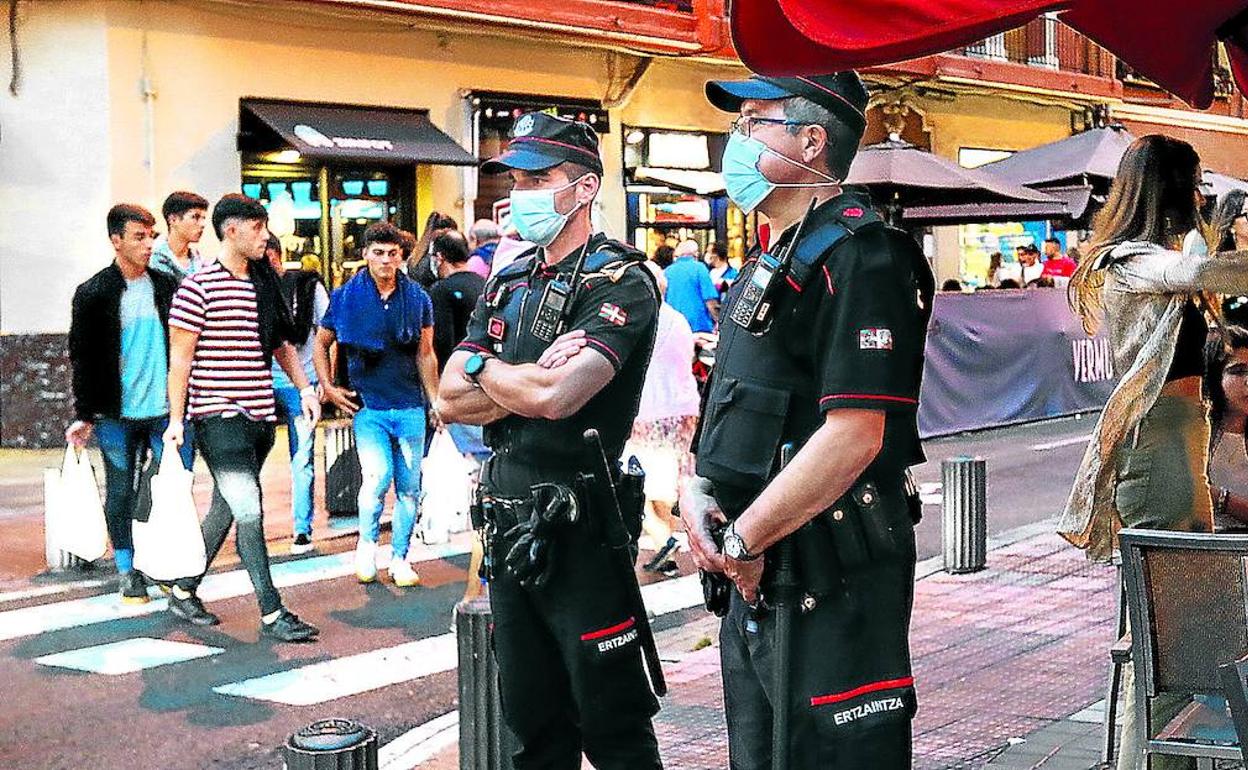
[481,112,604,176]
[705,72,869,134]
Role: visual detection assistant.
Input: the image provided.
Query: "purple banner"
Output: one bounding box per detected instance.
[919,287,1114,438]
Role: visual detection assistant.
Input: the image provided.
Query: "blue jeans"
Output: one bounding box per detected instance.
[95,416,194,573]
[447,423,491,461]
[274,386,316,537]
[354,406,425,561]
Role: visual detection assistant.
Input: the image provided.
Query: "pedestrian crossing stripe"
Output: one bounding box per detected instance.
[35,638,224,675]
[212,575,704,705]
[0,540,471,642]
[214,633,458,705]
[378,711,458,770]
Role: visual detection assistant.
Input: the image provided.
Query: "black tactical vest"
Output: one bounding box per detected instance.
[482,237,659,470]
[697,197,934,498]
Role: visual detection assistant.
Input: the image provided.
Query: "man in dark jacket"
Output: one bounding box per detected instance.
[66,203,193,604]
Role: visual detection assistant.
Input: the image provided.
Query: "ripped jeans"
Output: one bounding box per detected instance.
[354,406,426,561]
[180,414,282,616]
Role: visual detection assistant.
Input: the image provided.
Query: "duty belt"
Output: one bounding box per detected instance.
[479,494,534,531]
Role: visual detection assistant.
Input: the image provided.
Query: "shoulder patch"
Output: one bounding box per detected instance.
[859,328,894,350]
[598,303,628,326]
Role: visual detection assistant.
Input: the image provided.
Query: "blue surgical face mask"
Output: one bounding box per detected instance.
[509,177,587,247]
[721,132,840,214]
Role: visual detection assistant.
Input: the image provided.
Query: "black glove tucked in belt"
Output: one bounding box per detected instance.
[503,482,580,589]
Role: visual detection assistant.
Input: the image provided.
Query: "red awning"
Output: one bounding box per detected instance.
[732,0,1248,108]
[731,0,1069,76]
[1062,0,1248,109]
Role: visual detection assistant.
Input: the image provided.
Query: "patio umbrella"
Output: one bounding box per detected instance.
[845,137,1066,223]
[1203,170,1248,198]
[978,125,1136,188]
[730,0,1248,108]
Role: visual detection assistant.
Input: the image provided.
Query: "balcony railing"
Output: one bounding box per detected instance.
[613,0,693,10]
[1116,61,1236,99]
[959,15,1115,79]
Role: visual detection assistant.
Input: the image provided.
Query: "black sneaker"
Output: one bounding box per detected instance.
[261,609,319,642]
[290,533,314,555]
[168,592,220,626]
[118,572,150,604]
[643,537,679,572]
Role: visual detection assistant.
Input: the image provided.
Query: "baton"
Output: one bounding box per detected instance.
[583,428,668,697]
[772,442,799,770]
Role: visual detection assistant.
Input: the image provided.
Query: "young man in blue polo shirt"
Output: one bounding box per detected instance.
[663,238,720,333]
[315,222,441,587]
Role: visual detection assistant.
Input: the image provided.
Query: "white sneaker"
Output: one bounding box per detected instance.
[390,559,420,588]
[356,539,378,583]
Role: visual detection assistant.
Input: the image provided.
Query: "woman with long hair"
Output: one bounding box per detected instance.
[1204,327,1248,531]
[1061,135,1248,770]
[1207,189,1248,324]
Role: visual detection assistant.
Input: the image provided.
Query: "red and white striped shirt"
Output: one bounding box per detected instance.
[169,261,276,422]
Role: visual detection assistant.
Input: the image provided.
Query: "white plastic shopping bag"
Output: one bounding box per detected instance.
[420,429,475,544]
[44,445,109,562]
[132,443,206,582]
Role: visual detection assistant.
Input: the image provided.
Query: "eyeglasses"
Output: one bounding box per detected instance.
[731,116,805,137]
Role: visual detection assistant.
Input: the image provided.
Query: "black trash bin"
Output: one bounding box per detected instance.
[324,419,361,518]
[284,718,378,770]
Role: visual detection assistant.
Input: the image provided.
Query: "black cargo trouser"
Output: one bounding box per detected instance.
[719,483,918,770]
[487,492,662,770]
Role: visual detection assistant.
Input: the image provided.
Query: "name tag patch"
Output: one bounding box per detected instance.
[580,617,638,657]
[598,303,628,327]
[831,696,907,726]
[859,328,893,350]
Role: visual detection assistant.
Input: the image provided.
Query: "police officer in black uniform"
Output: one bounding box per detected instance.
[680,72,935,770]
[436,112,664,770]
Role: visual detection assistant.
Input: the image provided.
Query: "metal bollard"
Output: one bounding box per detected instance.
[283,718,378,770]
[942,456,987,574]
[456,597,517,770]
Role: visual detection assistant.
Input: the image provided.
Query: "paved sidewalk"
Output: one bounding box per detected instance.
[425,529,1121,770]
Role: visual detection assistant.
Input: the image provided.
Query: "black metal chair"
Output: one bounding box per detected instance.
[1103,559,1130,765]
[1118,530,1248,769]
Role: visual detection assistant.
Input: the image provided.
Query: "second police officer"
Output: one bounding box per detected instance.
[681,71,935,769]
[436,112,666,769]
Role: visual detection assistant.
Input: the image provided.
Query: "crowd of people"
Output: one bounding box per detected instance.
[63,175,747,641]
[63,188,523,640]
[61,70,1248,768]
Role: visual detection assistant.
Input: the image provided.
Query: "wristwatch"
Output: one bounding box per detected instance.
[722,520,760,562]
[464,352,491,386]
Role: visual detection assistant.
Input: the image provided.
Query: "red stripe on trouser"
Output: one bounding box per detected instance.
[580,616,635,641]
[820,393,918,405]
[810,676,914,707]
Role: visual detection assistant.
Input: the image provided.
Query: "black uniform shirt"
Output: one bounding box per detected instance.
[456,234,659,487]
[429,269,486,373]
[696,196,931,508]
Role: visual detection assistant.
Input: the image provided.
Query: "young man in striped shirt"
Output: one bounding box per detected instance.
[163,194,322,643]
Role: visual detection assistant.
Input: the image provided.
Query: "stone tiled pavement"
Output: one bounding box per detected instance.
[428,530,1122,769]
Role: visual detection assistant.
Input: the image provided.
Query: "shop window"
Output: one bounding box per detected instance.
[242,155,413,287]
